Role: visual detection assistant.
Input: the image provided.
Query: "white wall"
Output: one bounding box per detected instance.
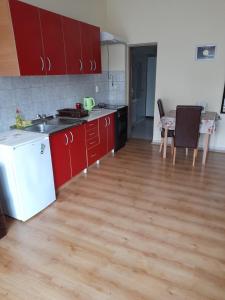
[21,0,107,28]
[101,44,126,72]
[106,0,225,151]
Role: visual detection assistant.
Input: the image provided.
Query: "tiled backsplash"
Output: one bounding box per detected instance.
[0,71,126,132]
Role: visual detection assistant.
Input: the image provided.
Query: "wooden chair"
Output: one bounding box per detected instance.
[157,99,174,153]
[173,106,202,166]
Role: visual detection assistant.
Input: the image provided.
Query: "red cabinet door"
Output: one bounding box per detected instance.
[87,146,100,166]
[99,116,108,157]
[39,9,66,75]
[50,130,71,190]
[9,0,45,75]
[80,23,101,74]
[91,25,102,74]
[107,113,115,152]
[69,125,87,176]
[62,17,82,74]
[80,22,93,74]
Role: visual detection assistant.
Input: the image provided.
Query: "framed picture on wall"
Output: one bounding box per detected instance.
[196,45,216,60]
[221,84,225,113]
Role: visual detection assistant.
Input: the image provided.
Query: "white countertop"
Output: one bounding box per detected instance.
[0,130,48,147]
[0,109,117,141]
[82,109,117,122]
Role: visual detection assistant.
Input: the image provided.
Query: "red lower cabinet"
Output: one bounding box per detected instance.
[50,116,115,190]
[99,116,108,157]
[99,113,115,156]
[107,113,115,151]
[85,119,101,166]
[69,125,87,176]
[49,130,71,190]
[87,146,100,166]
[50,124,87,190]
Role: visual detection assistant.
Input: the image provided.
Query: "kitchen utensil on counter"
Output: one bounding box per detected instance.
[83,97,95,112]
[75,103,83,110]
[57,108,89,118]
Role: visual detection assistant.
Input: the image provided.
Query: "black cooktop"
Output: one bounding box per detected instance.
[95,103,126,110]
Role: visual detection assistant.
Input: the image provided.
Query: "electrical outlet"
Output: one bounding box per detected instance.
[95,85,99,93]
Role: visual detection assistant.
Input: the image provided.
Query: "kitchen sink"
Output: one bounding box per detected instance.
[23,117,85,134]
[46,118,83,126]
[24,123,58,133]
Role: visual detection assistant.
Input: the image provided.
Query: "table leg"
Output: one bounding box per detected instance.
[163,127,168,159]
[202,133,210,165]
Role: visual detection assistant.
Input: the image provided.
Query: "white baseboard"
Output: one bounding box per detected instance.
[208,146,225,153]
[152,139,225,154]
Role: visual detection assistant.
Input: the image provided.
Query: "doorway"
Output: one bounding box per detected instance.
[129,45,157,141]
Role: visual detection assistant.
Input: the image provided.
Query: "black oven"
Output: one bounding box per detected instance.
[114,106,128,152]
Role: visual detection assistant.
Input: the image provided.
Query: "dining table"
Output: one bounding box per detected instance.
[159,110,219,165]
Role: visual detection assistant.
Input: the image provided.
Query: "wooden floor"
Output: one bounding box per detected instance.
[1,139,225,300]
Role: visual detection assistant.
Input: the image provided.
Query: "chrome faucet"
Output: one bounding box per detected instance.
[36,114,47,124]
[37,114,47,119]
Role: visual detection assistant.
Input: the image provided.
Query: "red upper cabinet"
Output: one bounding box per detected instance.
[62,18,101,75]
[80,22,102,74]
[80,22,94,74]
[62,17,82,74]
[39,9,66,75]
[69,125,87,176]
[1,0,101,76]
[8,0,45,75]
[90,25,102,74]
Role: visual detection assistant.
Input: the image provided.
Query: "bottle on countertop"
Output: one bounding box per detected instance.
[15,108,24,128]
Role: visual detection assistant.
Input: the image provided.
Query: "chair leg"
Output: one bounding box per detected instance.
[193,149,197,167]
[186,148,188,157]
[171,138,174,155]
[173,147,177,165]
[196,148,198,158]
[159,138,164,153]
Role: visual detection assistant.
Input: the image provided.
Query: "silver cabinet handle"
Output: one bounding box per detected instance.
[69,131,74,143]
[40,56,44,71]
[105,117,107,127]
[65,133,69,146]
[90,60,93,71]
[89,132,95,137]
[47,57,51,71]
[90,153,96,158]
[108,116,111,126]
[93,60,96,71]
[79,59,83,71]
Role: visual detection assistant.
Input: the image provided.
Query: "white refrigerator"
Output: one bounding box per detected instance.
[0,130,56,222]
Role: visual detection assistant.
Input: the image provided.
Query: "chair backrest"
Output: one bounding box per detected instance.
[157,99,165,118]
[175,105,202,149]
